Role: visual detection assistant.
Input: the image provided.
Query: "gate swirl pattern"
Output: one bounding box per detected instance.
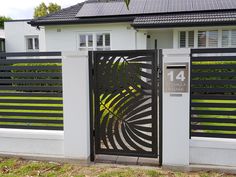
[92,51,158,157]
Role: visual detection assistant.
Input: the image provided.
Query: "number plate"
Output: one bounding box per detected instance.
[164,63,189,93]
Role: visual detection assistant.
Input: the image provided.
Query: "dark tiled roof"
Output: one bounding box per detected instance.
[77,0,236,17]
[33,3,84,23]
[30,0,236,27]
[132,11,236,27]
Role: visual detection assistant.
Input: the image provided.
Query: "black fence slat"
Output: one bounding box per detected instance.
[0,99,62,104]
[191,80,236,85]
[191,56,236,61]
[0,118,63,124]
[0,125,63,130]
[191,48,236,54]
[0,92,62,97]
[192,125,236,131]
[192,64,236,70]
[0,105,63,110]
[191,102,236,108]
[0,52,61,57]
[0,86,62,91]
[192,110,236,116]
[0,79,62,84]
[0,72,62,77]
[191,117,236,124]
[0,66,62,71]
[191,94,236,100]
[191,72,236,77]
[191,132,236,139]
[191,88,236,93]
[0,59,61,64]
[0,112,63,117]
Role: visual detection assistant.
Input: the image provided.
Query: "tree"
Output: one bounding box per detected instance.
[34,2,61,18]
[0,16,12,29]
[48,3,61,14]
[124,0,130,9]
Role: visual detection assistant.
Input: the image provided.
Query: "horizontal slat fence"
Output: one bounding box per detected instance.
[0,52,63,130]
[191,48,236,139]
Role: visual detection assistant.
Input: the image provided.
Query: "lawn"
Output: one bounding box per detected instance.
[0,158,235,177]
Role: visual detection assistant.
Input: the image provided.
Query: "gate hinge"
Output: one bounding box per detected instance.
[157,67,162,75]
[92,68,95,76]
[93,129,95,136]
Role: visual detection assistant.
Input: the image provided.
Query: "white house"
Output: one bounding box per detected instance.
[4,20,46,52]
[0,29,5,52]
[29,0,236,52]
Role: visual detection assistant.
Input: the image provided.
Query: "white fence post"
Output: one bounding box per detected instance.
[162,49,190,167]
[62,52,90,161]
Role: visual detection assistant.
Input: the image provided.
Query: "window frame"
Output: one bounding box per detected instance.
[25,35,39,52]
[78,32,111,51]
[178,30,194,48]
[176,28,236,49]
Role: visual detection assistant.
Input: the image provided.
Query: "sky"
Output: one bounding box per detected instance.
[0,0,84,19]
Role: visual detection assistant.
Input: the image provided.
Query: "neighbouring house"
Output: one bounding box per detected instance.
[29,0,236,53]
[4,20,46,53]
[0,29,5,52]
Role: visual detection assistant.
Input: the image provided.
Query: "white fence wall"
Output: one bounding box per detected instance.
[0,50,236,168]
[190,138,236,166]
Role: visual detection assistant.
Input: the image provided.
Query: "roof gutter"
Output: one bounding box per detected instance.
[29,16,135,26]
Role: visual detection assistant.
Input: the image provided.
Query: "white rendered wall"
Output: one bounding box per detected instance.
[190,137,236,166]
[147,30,173,49]
[62,52,90,160]
[4,21,46,52]
[45,23,146,52]
[162,49,190,167]
[0,129,64,157]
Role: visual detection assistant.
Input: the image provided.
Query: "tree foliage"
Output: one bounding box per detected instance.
[34,2,61,18]
[124,0,130,9]
[0,16,12,29]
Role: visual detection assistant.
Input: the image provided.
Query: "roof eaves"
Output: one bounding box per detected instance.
[30,16,135,26]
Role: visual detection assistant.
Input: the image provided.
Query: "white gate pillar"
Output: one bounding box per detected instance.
[62,52,90,161]
[162,49,191,167]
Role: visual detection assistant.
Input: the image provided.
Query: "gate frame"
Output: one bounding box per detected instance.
[88,50,163,165]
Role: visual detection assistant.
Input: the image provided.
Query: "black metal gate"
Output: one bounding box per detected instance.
[89,50,162,161]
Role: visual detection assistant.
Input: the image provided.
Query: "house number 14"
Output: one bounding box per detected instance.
[167,71,186,82]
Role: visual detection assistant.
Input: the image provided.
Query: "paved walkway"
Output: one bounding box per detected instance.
[96,155,159,166]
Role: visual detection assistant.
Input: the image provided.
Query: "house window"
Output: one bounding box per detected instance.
[79,34,93,51]
[96,33,111,51]
[179,31,194,48]
[178,29,236,48]
[222,30,236,47]
[198,30,219,48]
[26,36,39,51]
[78,33,111,51]
[208,30,218,47]
[198,31,207,47]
